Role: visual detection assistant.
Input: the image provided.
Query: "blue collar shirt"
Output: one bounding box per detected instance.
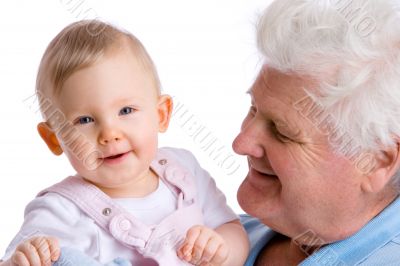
[241,196,400,265]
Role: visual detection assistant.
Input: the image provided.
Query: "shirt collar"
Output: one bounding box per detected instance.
[301,196,400,265]
[241,214,276,265]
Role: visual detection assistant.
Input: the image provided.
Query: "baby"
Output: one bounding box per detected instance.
[0,20,249,266]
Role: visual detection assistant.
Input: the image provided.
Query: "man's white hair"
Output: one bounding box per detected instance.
[257,0,400,186]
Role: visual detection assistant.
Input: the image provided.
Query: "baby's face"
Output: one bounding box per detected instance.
[51,47,163,193]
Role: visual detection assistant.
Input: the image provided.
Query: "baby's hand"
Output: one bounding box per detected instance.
[177,225,229,266]
[10,236,60,266]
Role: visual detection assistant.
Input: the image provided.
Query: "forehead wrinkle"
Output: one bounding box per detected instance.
[250,71,290,118]
[250,70,314,139]
[249,85,295,131]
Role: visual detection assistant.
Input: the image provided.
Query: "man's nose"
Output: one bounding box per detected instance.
[232,122,264,158]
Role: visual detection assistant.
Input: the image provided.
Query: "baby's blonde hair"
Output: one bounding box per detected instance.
[36,20,161,116]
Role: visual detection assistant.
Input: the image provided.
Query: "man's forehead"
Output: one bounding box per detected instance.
[249,66,315,106]
[247,67,321,135]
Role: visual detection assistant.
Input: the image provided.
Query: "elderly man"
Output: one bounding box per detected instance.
[235,0,400,265]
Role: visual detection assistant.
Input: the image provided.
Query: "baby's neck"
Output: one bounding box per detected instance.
[95,169,159,198]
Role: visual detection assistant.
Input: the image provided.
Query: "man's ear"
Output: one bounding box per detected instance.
[361,139,400,193]
[157,95,173,133]
[37,122,63,156]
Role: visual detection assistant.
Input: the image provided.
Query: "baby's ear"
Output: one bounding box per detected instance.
[37,122,63,155]
[157,95,173,133]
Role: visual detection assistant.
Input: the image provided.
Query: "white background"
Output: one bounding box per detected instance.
[0,0,272,253]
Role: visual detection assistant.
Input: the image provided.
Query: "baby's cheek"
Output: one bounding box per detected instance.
[62,138,102,172]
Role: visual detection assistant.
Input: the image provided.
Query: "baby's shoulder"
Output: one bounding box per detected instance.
[158,146,195,158]
[25,191,83,222]
[158,146,199,166]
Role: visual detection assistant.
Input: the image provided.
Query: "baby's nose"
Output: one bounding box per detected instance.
[98,127,122,145]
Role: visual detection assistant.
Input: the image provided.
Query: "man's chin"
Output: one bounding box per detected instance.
[238,178,270,213]
[237,177,283,220]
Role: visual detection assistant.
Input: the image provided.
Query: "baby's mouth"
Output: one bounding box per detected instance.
[106,153,124,159]
[100,151,130,165]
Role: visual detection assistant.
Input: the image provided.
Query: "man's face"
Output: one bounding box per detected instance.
[233,66,368,243]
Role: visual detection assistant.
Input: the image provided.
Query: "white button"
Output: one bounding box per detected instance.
[102,208,112,216]
[119,219,131,231]
[158,159,167,165]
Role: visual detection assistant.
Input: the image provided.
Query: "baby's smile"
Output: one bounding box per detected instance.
[102,151,130,165]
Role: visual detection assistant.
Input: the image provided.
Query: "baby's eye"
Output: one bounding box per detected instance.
[119,106,135,116]
[75,116,94,125]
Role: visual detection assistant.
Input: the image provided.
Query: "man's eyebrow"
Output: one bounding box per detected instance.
[246,89,254,103]
[246,83,307,140]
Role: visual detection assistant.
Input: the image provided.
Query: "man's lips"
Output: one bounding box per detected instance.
[250,166,278,178]
[251,166,277,176]
[248,159,276,176]
[247,166,279,188]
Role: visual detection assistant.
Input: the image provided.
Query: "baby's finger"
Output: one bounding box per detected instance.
[199,237,221,263]
[46,237,60,261]
[17,242,42,266]
[209,244,229,265]
[11,250,30,266]
[184,226,202,248]
[180,226,202,259]
[32,237,56,265]
[190,230,213,265]
[176,244,192,262]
